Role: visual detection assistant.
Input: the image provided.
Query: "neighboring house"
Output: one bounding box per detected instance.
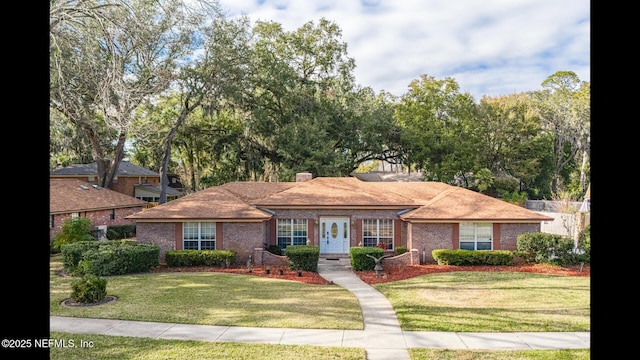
[350,171,422,182]
[50,179,149,240]
[50,161,184,203]
[127,173,553,265]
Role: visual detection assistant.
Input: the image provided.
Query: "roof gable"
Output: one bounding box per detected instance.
[400,186,552,221]
[126,186,272,221]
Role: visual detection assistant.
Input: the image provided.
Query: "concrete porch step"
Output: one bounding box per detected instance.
[318,255,351,267]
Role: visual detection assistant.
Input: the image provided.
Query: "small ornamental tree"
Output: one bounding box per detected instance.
[53,217,95,252]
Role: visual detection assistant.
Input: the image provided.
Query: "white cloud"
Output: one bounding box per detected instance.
[217,0,590,100]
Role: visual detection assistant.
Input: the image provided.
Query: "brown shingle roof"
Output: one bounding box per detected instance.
[126,187,272,221]
[220,181,298,202]
[126,177,552,222]
[400,185,552,221]
[50,179,148,214]
[255,177,418,208]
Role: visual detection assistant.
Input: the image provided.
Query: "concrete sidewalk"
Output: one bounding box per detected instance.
[49,316,591,349]
[50,258,590,359]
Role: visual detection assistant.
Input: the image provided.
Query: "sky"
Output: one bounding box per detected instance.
[217,0,590,101]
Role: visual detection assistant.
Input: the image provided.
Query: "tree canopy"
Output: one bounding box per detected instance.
[50,1,590,201]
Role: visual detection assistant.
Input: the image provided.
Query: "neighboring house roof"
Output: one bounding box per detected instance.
[50,161,159,177]
[350,171,423,182]
[50,179,148,214]
[135,184,183,197]
[128,177,553,223]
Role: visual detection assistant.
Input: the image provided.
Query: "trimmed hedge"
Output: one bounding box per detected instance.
[285,245,319,272]
[61,240,159,276]
[349,246,384,271]
[432,249,513,266]
[165,250,237,267]
[267,245,282,255]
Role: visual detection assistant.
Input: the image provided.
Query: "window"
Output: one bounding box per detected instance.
[362,219,393,250]
[109,209,115,220]
[183,222,216,250]
[277,219,307,250]
[71,212,79,218]
[459,222,493,250]
[50,215,55,229]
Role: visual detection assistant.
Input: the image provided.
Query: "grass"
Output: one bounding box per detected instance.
[49,332,366,360]
[50,254,590,359]
[375,271,590,332]
[48,332,590,360]
[50,255,363,330]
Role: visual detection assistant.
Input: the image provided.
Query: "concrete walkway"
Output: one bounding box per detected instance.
[50,258,590,359]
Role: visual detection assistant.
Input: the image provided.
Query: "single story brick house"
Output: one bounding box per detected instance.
[50,178,149,240]
[127,173,553,265]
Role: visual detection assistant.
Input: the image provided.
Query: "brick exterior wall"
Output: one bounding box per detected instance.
[111,177,160,197]
[136,222,177,263]
[381,249,420,269]
[222,222,265,265]
[49,207,144,240]
[409,222,543,264]
[272,209,405,249]
[252,248,290,267]
[498,223,541,251]
[136,221,265,265]
[410,223,454,264]
[135,215,543,267]
[61,175,159,197]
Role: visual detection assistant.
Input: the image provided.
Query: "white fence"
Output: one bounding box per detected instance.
[525,200,590,240]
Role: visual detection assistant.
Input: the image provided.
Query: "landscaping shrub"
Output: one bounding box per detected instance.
[285,245,319,272]
[576,224,590,263]
[61,240,159,276]
[517,232,582,266]
[349,247,384,271]
[71,274,107,303]
[395,246,408,255]
[432,249,513,265]
[267,245,282,255]
[165,250,237,267]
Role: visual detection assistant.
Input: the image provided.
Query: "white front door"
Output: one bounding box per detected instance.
[319,217,350,254]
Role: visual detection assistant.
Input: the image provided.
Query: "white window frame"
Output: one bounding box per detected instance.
[182,222,216,250]
[362,219,394,250]
[459,222,493,250]
[277,219,307,250]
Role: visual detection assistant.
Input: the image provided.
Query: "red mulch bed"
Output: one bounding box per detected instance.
[151,263,589,285]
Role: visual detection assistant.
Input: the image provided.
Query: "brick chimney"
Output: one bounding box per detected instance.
[296,172,313,182]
